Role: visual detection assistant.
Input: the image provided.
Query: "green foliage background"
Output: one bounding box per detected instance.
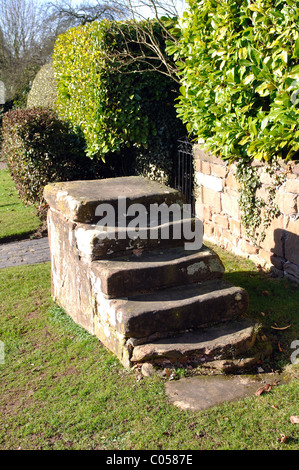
[53,20,185,184]
[169,0,299,162]
[1,108,95,208]
[27,63,57,110]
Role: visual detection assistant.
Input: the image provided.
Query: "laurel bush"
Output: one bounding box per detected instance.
[169,0,299,162]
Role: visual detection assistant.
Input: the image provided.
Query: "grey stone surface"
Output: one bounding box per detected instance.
[44,176,185,224]
[0,237,50,269]
[92,245,224,297]
[113,280,248,339]
[74,216,199,261]
[165,373,285,411]
[45,176,256,369]
[130,319,256,363]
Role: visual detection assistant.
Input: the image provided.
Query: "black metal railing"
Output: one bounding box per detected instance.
[175,136,195,214]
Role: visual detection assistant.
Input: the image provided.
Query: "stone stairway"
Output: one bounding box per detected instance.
[44,176,258,371]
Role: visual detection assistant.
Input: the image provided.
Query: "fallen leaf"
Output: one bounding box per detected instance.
[271,325,291,330]
[290,416,299,424]
[133,248,143,257]
[260,312,266,317]
[163,368,172,378]
[278,342,283,352]
[255,383,272,396]
[271,405,278,410]
[280,434,287,443]
[262,290,270,296]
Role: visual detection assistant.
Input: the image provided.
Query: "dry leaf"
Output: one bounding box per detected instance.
[290,416,299,424]
[133,248,143,257]
[280,434,287,443]
[278,342,283,352]
[164,368,172,378]
[255,383,272,396]
[262,290,270,296]
[271,325,291,330]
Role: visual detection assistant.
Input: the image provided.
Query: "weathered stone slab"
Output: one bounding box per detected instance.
[97,280,248,340]
[74,216,201,261]
[45,176,253,371]
[130,320,256,363]
[44,176,185,224]
[91,245,224,297]
[47,208,95,334]
[165,373,285,411]
[284,230,299,266]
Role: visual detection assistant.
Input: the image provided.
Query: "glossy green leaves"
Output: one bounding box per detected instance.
[53,20,177,161]
[168,0,299,162]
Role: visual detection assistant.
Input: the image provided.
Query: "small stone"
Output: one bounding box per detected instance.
[141,362,156,377]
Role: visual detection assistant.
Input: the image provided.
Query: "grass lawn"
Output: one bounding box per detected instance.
[0,249,298,450]
[0,169,41,242]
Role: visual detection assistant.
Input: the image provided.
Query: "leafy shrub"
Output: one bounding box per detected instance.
[0,100,14,150]
[27,63,57,110]
[169,0,299,162]
[53,20,185,184]
[0,108,98,209]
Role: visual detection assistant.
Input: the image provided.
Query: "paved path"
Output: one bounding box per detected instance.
[0,237,50,269]
[0,163,50,268]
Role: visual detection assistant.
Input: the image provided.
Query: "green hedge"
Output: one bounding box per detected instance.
[1,108,97,208]
[53,20,184,184]
[169,0,299,162]
[27,63,57,110]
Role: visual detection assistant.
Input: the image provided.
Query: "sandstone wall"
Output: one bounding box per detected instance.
[193,145,299,283]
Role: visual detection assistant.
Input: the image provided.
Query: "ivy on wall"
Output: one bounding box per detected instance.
[235,159,286,244]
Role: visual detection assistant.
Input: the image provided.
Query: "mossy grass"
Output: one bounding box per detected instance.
[0,169,41,242]
[0,253,298,450]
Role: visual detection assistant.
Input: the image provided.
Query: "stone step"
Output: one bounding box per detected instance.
[91,245,224,297]
[74,216,202,261]
[44,176,185,224]
[95,279,249,343]
[130,319,257,365]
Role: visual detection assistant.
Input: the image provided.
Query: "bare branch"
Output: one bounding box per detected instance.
[99,0,183,84]
[46,0,128,29]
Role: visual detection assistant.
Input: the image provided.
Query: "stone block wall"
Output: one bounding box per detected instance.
[193,145,299,283]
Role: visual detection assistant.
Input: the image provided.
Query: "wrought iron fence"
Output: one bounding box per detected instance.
[175,136,195,214]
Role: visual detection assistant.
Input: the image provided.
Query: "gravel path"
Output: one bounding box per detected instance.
[0,237,50,269]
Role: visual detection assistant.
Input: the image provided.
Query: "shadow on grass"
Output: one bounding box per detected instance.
[0,229,46,244]
[224,269,299,370]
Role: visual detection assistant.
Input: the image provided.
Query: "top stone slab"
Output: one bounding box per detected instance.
[44,176,185,224]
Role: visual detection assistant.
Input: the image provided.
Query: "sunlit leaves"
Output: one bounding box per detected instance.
[53,20,176,161]
[168,0,299,162]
